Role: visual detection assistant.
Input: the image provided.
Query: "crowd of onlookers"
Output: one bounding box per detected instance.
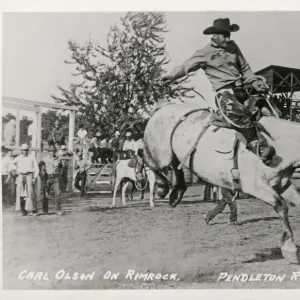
[1,119,145,217]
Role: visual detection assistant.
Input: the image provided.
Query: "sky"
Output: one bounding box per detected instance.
[2,11,300,116]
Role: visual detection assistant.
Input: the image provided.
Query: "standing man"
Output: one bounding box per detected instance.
[134,133,144,155]
[74,149,92,197]
[1,146,16,206]
[109,130,121,150]
[57,145,71,194]
[49,119,65,150]
[122,130,135,153]
[13,144,39,216]
[89,132,101,163]
[203,188,238,225]
[109,130,121,164]
[40,146,63,215]
[76,123,88,144]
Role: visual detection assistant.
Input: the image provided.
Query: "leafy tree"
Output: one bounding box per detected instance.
[41,110,69,141]
[52,12,195,137]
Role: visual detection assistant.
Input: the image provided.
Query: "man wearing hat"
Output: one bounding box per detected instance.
[13,144,39,216]
[89,131,102,163]
[74,149,92,197]
[122,130,136,153]
[49,119,66,149]
[2,147,16,206]
[2,146,16,206]
[109,130,121,164]
[57,145,72,194]
[162,18,275,164]
[39,145,63,214]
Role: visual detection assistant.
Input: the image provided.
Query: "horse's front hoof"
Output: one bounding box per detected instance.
[169,190,178,206]
[281,246,299,264]
[169,201,178,208]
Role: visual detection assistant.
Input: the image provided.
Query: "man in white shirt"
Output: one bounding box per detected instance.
[2,147,16,206]
[77,124,88,144]
[13,144,39,216]
[134,136,144,155]
[89,132,101,163]
[74,149,92,197]
[122,131,135,152]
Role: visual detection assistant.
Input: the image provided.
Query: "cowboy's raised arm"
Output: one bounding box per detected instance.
[163,48,207,82]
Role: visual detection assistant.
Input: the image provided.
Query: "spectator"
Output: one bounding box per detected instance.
[122,130,135,152]
[13,144,39,216]
[2,147,16,206]
[76,123,88,144]
[203,188,238,225]
[48,119,65,149]
[40,146,63,215]
[89,132,101,163]
[74,149,92,197]
[57,145,72,194]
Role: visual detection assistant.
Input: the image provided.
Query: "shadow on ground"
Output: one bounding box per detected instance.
[243,246,300,264]
[238,216,279,225]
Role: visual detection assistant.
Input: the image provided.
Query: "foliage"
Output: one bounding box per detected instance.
[52,12,195,137]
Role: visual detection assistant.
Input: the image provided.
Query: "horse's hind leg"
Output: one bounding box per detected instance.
[169,157,187,207]
[245,178,297,262]
[112,177,121,207]
[122,181,130,206]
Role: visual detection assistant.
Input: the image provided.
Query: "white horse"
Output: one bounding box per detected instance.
[144,103,300,262]
[112,159,156,207]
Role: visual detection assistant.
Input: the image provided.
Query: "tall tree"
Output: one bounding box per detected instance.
[52,12,195,135]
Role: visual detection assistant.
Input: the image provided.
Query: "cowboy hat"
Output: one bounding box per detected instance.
[54,120,60,125]
[20,144,30,150]
[125,131,132,137]
[60,145,67,150]
[115,130,120,135]
[96,132,101,137]
[203,18,239,35]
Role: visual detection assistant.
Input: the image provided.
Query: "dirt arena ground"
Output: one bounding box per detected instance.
[2,182,300,290]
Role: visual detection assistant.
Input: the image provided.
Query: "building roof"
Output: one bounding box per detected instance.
[254,65,300,94]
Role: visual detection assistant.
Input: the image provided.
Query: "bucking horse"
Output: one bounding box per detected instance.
[143,102,300,262]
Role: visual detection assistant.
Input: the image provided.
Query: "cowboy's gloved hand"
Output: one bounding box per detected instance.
[252,80,268,92]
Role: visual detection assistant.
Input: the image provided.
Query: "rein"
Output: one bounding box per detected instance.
[134,167,149,191]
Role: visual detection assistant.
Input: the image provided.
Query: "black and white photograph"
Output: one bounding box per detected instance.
[2,1,300,297]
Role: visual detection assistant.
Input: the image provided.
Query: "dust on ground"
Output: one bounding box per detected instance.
[2,184,300,289]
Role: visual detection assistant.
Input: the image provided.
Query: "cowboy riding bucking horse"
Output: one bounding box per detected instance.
[161,18,276,166]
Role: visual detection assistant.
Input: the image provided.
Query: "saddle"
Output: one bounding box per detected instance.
[212,127,238,160]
